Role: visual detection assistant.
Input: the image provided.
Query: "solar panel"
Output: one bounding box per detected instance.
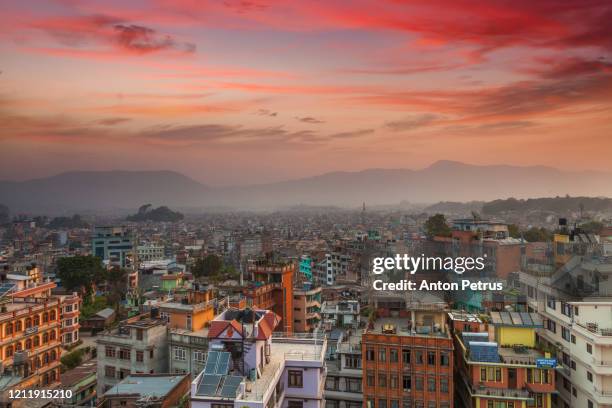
[0,283,16,298]
[219,375,242,398]
[510,312,522,325]
[520,312,533,326]
[216,352,230,375]
[204,351,220,374]
[196,374,222,396]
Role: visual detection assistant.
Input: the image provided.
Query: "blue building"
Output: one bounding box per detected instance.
[91,226,135,268]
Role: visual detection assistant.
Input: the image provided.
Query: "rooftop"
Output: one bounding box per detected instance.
[104,374,188,399]
[368,317,449,338]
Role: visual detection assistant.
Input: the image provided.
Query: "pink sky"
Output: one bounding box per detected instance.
[1,0,611,185]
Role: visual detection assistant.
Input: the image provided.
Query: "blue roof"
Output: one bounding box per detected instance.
[104,375,187,398]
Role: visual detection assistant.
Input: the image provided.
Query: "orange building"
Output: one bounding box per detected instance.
[450,311,555,408]
[246,260,294,333]
[362,304,454,408]
[0,282,63,403]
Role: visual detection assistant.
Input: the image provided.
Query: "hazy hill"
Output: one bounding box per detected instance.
[2,161,612,213]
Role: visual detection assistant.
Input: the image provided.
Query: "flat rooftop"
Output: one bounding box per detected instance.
[105,374,188,398]
[369,317,449,338]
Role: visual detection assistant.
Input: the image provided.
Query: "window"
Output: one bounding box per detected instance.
[174,347,186,361]
[378,373,387,387]
[288,402,303,408]
[571,335,576,344]
[136,329,143,341]
[561,302,573,317]
[346,355,361,369]
[415,376,423,391]
[194,351,206,363]
[587,371,593,382]
[367,370,375,387]
[119,348,131,360]
[427,377,435,392]
[427,351,435,365]
[367,348,375,361]
[402,375,411,391]
[561,326,571,342]
[105,346,116,358]
[390,348,398,363]
[347,378,362,392]
[547,296,556,309]
[402,349,411,364]
[587,343,593,354]
[440,353,449,366]
[390,374,398,389]
[150,349,154,358]
[480,367,486,381]
[379,349,386,362]
[588,400,594,408]
[546,319,556,333]
[288,370,303,387]
[378,400,387,408]
[415,351,423,364]
[136,351,144,362]
[440,377,448,393]
[104,366,115,379]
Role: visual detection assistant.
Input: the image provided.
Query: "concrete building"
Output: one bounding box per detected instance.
[316,252,351,286]
[293,284,321,333]
[362,297,454,408]
[321,300,360,331]
[91,226,135,269]
[246,260,295,333]
[190,308,327,408]
[324,331,362,408]
[449,311,556,408]
[97,374,191,408]
[59,359,97,407]
[59,292,81,347]
[95,315,168,395]
[137,243,165,262]
[0,280,63,406]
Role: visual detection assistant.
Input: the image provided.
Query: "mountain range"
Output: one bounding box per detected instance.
[1,161,611,214]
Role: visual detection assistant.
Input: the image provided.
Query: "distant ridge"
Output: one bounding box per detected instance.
[1,162,611,213]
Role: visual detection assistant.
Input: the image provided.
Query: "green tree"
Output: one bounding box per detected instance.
[523,227,552,242]
[193,254,223,278]
[424,214,451,238]
[104,267,129,306]
[508,224,521,238]
[56,256,105,294]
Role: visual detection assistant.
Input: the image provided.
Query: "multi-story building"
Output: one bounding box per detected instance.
[246,260,295,333]
[190,308,327,408]
[293,284,321,333]
[450,311,556,408]
[321,300,360,331]
[325,331,363,408]
[59,359,97,407]
[91,226,135,269]
[59,292,81,347]
[519,255,612,408]
[362,300,454,408]
[137,243,165,262]
[95,315,168,395]
[0,279,63,405]
[316,251,351,286]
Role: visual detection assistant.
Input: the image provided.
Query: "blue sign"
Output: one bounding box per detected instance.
[536,358,557,368]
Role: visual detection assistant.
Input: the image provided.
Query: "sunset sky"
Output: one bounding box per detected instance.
[1,0,611,185]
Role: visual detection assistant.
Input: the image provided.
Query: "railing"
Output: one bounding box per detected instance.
[470,386,532,399]
[284,350,323,361]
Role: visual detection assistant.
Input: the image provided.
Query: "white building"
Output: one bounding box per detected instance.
[190,308,327,408]
[519,255,612,408]
[96,317,168,395]
[137,243,165,262]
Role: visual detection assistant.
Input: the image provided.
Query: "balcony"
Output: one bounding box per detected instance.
[469,385,533,401]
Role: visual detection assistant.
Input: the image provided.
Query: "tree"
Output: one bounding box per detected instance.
[104,267,129,306]
[424,214,451,238]
[192,254,223,278]
[56,256,105,294]
[508,224,521,238]
[523,227,552,242]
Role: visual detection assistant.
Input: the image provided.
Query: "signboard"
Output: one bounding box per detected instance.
[536,358,557,368]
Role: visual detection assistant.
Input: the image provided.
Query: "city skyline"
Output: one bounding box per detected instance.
[1,0,611,185]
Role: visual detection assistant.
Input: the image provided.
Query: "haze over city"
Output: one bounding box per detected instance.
[1,0,611,185]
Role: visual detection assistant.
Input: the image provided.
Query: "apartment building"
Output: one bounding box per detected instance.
[519,258,612,408]
[190,308,327,408]
[325,330,363,408]
[137,243,165,262]
[59,292,81,347]
[321,300,360,331]
[0,279,63,405]
[96,315,168,395]
[246,260,295,333]
[293,284,321,333]
[315,251,351,286]
[362,300,454,408]
[450,311,556,408]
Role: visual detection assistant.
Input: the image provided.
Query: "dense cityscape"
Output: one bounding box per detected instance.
[0,201,611,408]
